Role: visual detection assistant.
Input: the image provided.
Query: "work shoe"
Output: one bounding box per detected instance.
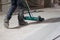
[4,18,9,28]
[19,21,28,26]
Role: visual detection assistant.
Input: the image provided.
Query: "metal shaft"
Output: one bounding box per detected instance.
[24,0,32,18]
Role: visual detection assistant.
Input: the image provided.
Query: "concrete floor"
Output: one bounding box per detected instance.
[0,7,60,40]
[44,25,60,40]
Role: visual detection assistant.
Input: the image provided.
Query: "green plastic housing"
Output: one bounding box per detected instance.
[24,16,44,21]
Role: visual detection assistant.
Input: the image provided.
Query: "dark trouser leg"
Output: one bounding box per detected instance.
[6,0,17,20]
[4,0,17,28]
[17,0,28,25]
[18,9,24,24]
[18,9,28,25]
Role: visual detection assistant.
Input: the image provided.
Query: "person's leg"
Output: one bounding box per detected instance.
[6,0,17,20]
[4,0,17,28]
[18,9,28,25]
[17,0,28,25]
